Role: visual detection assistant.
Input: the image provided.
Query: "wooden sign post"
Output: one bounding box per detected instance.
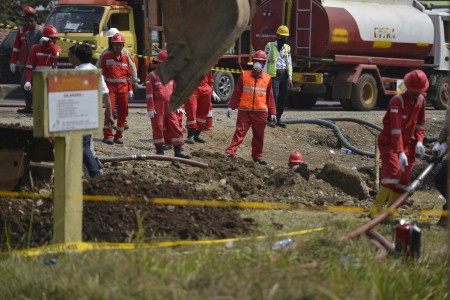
[33,69,102,243]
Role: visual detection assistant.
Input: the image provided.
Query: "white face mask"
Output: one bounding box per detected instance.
[253,62,262,71]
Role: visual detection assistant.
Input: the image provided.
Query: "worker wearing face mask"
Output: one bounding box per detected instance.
[263,25,293,128]
[224,50,276,165]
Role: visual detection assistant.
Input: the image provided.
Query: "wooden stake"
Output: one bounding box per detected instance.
[374,136,380,191]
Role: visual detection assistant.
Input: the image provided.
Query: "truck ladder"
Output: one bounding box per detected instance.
[296,0,313,68]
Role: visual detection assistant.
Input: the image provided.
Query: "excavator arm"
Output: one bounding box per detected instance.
[158,0,250,111]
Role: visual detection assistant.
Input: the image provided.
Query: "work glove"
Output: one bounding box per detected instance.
[24,81,31,91]
[432,142,448,158]
[212,91,220,102]
[10,63,16,73]
[415,141,425,156]
[148,110,156,118]
[270,115,277,123]
[398,151,408,172]
[40,36,50,45]
[176,108,185,114]
[226,108,232,118]
[128,91,134,100]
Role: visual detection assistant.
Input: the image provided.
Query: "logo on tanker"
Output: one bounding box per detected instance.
[374,27,396,40]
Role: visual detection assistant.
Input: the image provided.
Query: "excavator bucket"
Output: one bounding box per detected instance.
[158,0,250,111]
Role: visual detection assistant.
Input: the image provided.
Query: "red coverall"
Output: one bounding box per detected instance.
[146,70,184,147]
[185,71,214,130]
[25,42,61,82]
[102,52,132,139]
[11,25,29,65]
[378,93,426,193]
[225,70,276,160]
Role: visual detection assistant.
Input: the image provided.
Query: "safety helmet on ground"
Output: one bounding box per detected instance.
[107,28,120,38]
[21,6,36,17]
[276,25,290,37]
[43,25,59,38]
[252,50,267,61]
[154,50,168,63]
[404,70,429,93]
[112,33,125,43]
[289,151,304,164]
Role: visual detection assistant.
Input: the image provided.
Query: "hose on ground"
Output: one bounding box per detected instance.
[97,154,208,169]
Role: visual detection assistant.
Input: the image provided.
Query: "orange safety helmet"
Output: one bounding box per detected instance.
[252,50,267,61]
[112,33,125,43]
[21,6,36,17]
[404,70,429,93]
[43,25,59,38]
[154,50,168,63]
[289,151,304,164]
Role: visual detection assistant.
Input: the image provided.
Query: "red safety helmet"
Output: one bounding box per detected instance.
[289,151,304,164]
[43,25,59,38]
[154,50,168,63]
[21,6,36,17]
[112,33,125,43]
[404,70,429,93]
[252,50,267,61]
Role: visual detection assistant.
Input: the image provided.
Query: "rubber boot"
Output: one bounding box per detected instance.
[386,190,402,222]
[369,186,392,216]
[185,128,195,144]
[194,129,206,143]
[155,146,165,155]
[174,145,191,159]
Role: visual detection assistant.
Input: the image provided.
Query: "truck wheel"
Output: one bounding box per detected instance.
[339,99,354,111]
[431,76,449,110]
[287,93,317,109]
[213,71,235,103]
[350,73,378,111]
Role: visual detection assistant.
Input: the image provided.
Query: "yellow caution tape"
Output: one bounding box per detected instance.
[0,23,18,30]
[11,227,325,257]
[212,67,242,74]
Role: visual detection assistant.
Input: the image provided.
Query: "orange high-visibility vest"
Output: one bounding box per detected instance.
[239,71,271,111]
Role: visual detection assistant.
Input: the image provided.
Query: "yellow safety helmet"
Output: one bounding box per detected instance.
[276,25,290,37]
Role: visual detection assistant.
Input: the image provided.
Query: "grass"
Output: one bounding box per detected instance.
[0,210,447,299]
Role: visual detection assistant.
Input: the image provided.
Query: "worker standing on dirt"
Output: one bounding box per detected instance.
[72,43,114,177]
[101,33,133,145]
[146,50,190,159]
[184,71,214,144]
[370,70,428,217]
[432,106,449,226]
[15,7,42,114]
[263,25,293,128]
[96,28,138,130]
[288,151,310,180]
[224,50,276,165]
[23,25,60,108]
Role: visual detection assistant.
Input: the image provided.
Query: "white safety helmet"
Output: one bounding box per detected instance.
[107,28,120,37]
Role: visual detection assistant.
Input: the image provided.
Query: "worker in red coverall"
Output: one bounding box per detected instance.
[11,7,38,74]
[185,71,214,143]
[370,69,428,218]
[224,50,277,165]
[24,25,61,92]
[146,50,190,159]
[101,33,134,145]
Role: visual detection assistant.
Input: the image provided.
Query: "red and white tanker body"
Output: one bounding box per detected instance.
[251,0,449,111]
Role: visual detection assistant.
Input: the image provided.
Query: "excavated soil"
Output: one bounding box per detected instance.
[0,107,446,249]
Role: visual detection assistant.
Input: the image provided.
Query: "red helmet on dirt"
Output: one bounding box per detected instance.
[154,50,168,63]
[112,33,125,43]
[252,50,267,61]
[289,151,304,164]
[43,25,59,38]
[21,6,36,17]
[404,70,429,93]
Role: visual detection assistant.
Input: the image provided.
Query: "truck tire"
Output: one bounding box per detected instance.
[431,76,449,110]
[213,71,235,104]
[350,73,378,111]
[287,93,317,109]
[339,99,354,111]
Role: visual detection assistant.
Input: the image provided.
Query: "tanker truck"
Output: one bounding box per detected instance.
[251,0,449,111]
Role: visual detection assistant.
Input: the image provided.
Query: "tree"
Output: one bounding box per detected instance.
[1,0,53,27]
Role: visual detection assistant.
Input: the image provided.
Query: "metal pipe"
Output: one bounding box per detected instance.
[97,154,208,169]
[339,161,438,241]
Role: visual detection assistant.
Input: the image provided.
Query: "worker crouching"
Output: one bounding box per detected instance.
[146,50,190,159]
[224,50,276,165]
[370,70,428,218]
